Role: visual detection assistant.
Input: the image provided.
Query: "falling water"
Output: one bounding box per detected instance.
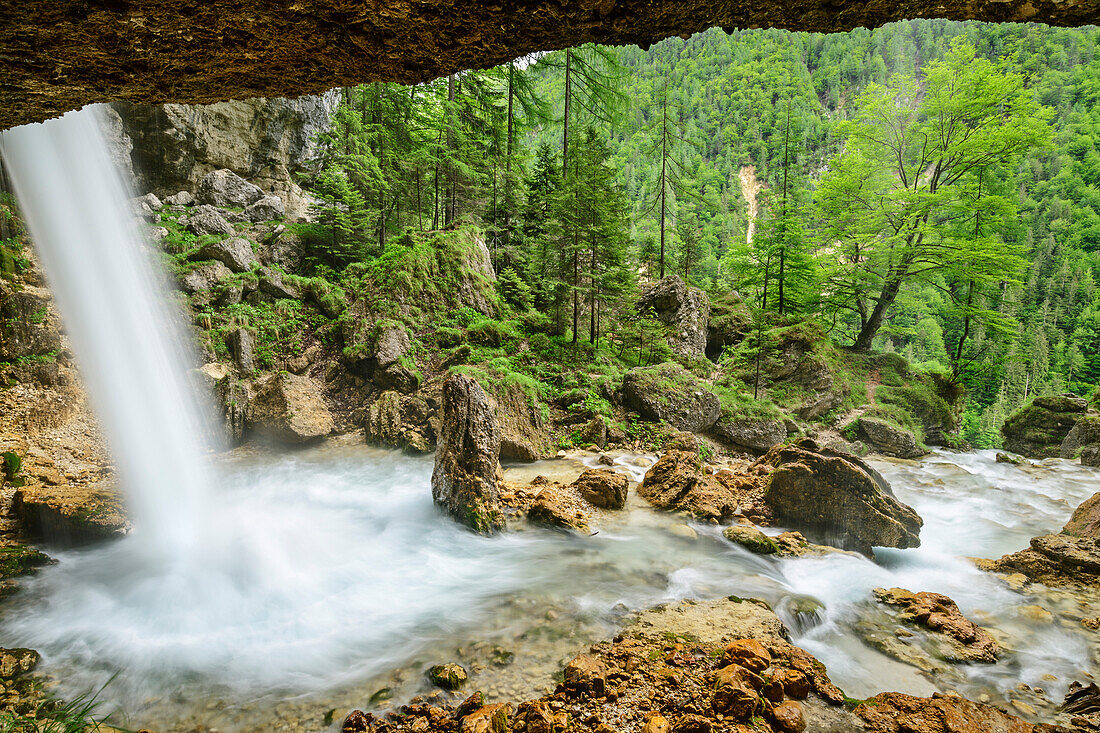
[0,106,215,555]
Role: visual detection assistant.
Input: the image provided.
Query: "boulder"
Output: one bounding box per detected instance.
[184,204,234,236]
[261,228,305,273]
[638,444,757,522]
[243,194,285,222]
[872,588,999,663]
[711,416,785,454]
[759,438,923,555]
[1060,415,1100,462]
[1002,394,1088,458]
[572,468,628,510]
[1065,491,1100,537]
[247,372,334,444]
[164,190,195,206]
[563,655,608,695]
[857,417,927,459]
[197,168,265,208]
[428,663,468,690]
[637,275,710,359]
[431,374,506,534]
[258,267,301,300]
[190,236,257,273]
[528,484,589,532]
[621,363,720,433]
[365,390,435,454]
[196,362,247,446]
[180,261,233,293]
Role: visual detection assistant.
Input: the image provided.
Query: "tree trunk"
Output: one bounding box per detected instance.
[853,273,904,351]
[562,50,572,179]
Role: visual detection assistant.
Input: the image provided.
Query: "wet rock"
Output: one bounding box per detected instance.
[365,391,435,454]
[722,524,780,555]
[637,275,710,359]
[1065,491,1100,537]
[454,692,485,720]
[0,648,39,679]
[1063,681,1100,722]
[997,452,1024,465]
[1002,394,1088,459]
[247,372,334,443]
[723,639,771,672]
[184,204,234,236]
[710,416,786,454]
[461,704,510,733]
[243,194,285,222]
[343,710,376,732]
[854,692,1065,733]
[190,236,258,273]
[621,363,720,433]
[428,663,468,690]
[857,417,927,459]
[711,664,759,717]
[563,654,608,695]
[197,168,265,209]
[528,484,590,531]
[431,374,506,534]
[872,588,999,663]
[769,701,806,733]
[196,361,247,445]
[759,438,923,555]
[572,468,628,510]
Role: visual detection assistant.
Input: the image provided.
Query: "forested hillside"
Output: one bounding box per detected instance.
[293,20,1100,448]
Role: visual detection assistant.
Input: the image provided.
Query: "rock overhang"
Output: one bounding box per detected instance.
[1,0,1097,131]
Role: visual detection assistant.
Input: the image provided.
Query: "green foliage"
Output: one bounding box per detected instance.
[0,452,24,488]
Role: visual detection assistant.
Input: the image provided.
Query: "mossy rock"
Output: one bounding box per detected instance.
[723,525,780,555]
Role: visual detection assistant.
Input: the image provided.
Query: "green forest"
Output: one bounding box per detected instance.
[296,20,1100,449]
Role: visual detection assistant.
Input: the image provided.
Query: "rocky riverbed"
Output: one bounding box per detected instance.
[0,443,1097,732]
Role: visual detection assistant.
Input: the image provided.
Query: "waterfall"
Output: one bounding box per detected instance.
[0,105,215,556]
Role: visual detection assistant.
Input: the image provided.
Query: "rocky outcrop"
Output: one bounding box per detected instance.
[638,275,710,360]
[759,438,923,555]
[723,524,841,558]
[5,0,1080,133]
[109,95,339,220]
[493,384,552,462]
[857,417,927,459]
[197,169,265,209]
[0,286,62,363]
[365,390,436,454]
[247,372,335,444]
[1001,394,1088,459]
[431,374,506,534]
[1060,416,1100,464]
[855,692,1066,733]
[621,363,720,433]
[344,318,421,394]
[872,588,999,663]
[982,533,1100,586]
[1065,491,1100,537]
[711,416,786,454]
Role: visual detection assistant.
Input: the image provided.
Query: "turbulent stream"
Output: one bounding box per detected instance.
[2,445,1097,732]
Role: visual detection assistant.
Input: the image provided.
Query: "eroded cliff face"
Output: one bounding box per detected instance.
[102,94,338,220]
[0,0,1093,131]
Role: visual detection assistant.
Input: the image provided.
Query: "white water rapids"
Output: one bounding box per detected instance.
[0,107,1096,732]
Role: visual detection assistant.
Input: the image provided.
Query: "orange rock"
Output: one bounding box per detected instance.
[563,654,609,695]
[723,639,771,672]
[776,668,810,700]
[769,701,806,733]
[641,712,669,733]
[461,704,511,733]
[712,665,761,718]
